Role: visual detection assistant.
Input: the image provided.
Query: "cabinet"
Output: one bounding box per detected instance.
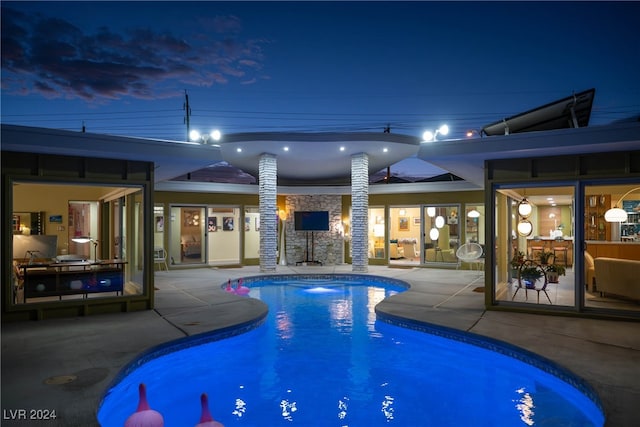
[585,195,611,241]
[19,260,126,303]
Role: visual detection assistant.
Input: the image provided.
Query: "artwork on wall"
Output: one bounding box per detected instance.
[245,217,251,232]
[155,216,164,232]
[413,217,420,226]
[49,215,63,223]
[255,217,260,231]
[208,217,217,232]
[223,217,234,231]
[398,216,409,231]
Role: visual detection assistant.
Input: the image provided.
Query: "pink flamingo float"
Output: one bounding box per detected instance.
[196,393,224,427]
[225,279,235,293]
[124,383,164,427]
[234,278,250,295]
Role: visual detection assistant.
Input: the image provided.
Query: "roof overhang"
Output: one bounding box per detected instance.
[417,121,640,186]
[218,132,421,180]
[1,124,224,182]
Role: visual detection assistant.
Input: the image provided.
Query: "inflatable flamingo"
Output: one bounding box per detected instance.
[196,393,224,427]
[234,278,250,295]
[225,279,235,293]
[124,383,164,427]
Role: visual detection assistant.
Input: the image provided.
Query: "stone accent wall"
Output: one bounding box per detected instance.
[351,153,369,272]
[283,195,343,265]
[259,154,277,272]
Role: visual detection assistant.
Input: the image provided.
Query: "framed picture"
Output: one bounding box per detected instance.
[155,215,164,232]
[245,217,251,232]
[398,216,409,231]
[413,217,421,226]
[255,217,260,231]
[223,216,234,231]
[49,214,63,223]
[208,217,217,232]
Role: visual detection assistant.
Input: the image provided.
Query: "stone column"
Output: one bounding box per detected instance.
[351,153,369,272]
[259,153,278,272]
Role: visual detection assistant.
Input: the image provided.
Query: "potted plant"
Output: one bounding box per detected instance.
[519,264,544,289]
[538,250,554,265]
[545,263,566,283]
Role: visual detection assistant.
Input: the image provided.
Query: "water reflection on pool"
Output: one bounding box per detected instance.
[99,275,604,426]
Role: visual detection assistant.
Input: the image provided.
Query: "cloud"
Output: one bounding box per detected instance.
[0,7,269,101]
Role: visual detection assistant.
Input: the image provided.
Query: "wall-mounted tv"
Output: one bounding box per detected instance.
[294,211,330,231]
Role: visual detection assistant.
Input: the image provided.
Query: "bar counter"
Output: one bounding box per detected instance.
[526,236,574,266]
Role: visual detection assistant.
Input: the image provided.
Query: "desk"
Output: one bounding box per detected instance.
[19,260,126,303]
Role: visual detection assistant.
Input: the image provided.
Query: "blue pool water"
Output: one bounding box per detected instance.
[99,275,604,426]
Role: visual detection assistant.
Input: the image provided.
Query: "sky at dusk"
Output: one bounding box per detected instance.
[2,1,640,179]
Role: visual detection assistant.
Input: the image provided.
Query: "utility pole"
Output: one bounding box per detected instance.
[183,90,191,141]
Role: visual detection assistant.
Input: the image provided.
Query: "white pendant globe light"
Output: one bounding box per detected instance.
[427,207,436,217]
[518,198,532,218]
[517,220,533,237]
[435,215,445,228]
[467,209,481,218]
[429,227,440,240]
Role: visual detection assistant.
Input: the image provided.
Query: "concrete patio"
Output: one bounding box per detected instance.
[1,265,638,426]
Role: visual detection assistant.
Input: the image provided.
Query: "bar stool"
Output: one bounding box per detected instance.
[552,236,568,266]
[529,236,544,262]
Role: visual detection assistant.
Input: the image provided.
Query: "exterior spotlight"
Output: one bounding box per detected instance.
[422,124,450,142]
[190,129,222,145]
[189,130,201,141]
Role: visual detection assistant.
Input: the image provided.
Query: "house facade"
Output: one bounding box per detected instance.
[3,120,640,321]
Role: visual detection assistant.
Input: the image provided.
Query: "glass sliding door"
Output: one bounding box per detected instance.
[583,182,640,313]
[170,206,206,265]
[389,206,420,265]
[423,204,460,265]
[494,185,576,308]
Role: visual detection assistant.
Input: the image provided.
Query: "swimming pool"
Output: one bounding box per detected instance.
[99,275,604,426]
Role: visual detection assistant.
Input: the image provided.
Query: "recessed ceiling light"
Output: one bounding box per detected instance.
[236,148,242,153]
[383,147,388,153]
[339,146,345,151]
[283,146,289,151]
